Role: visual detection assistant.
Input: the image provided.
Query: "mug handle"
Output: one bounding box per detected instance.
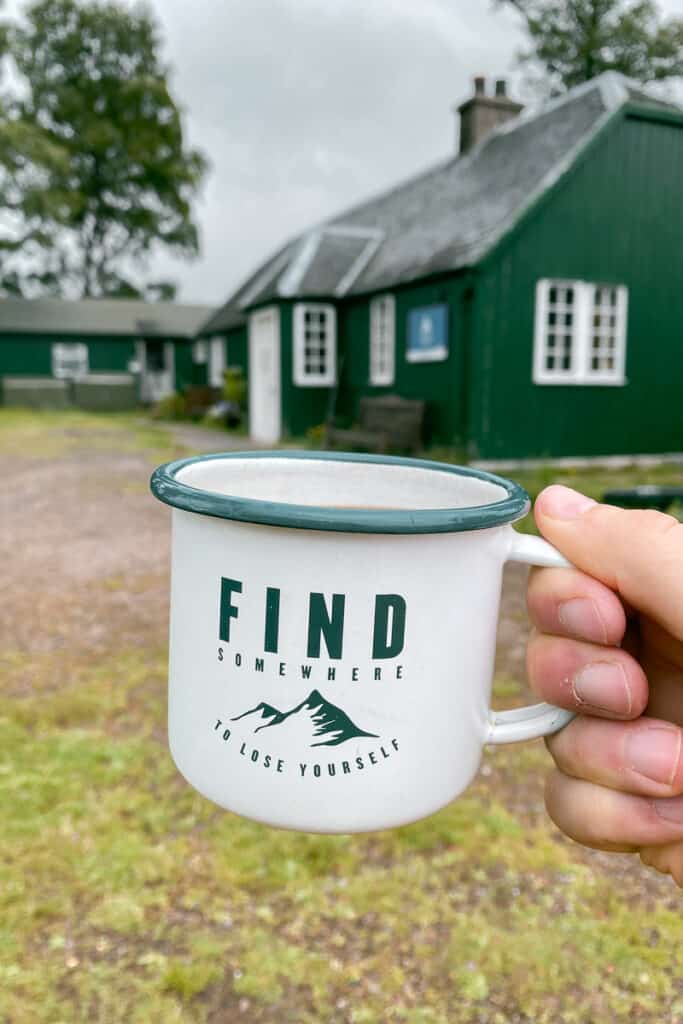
[486,532,576,745]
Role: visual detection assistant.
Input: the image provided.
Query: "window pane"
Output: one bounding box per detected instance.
[537,281,579,380]
[370,296,395,385]
[585,284,626,378]
[296,305,334,382]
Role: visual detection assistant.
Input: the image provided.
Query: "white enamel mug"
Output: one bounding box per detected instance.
[151,451,574,834]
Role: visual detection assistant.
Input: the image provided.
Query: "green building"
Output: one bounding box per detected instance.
[0,298,214,409]
[200,72,683,462]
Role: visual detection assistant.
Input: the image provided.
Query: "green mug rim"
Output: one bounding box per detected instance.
[149,450,531,535]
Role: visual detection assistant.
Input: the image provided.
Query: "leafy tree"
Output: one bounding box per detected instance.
[144,280,178,302]
[0,0,207,297]
[500,0,683,90]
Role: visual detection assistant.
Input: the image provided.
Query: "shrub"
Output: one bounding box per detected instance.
[222,367,247,409]
[305,422,327,448]
[149,392,187,420]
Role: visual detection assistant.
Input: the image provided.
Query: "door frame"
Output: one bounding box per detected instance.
[248,306,281,443]
[136,338,175,403]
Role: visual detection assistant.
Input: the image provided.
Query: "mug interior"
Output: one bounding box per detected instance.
[152,451,529,534]
[176,455,507,511]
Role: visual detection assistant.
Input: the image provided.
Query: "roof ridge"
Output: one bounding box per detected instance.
[0,296,212,312]
[597,70,634,108]
[510,72,624,128]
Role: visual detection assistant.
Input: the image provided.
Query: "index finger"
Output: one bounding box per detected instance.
[534,487,683,641]
[527,565,627,646]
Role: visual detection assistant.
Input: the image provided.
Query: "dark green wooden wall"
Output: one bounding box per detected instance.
[470,110,683,460]
[0,334,200,395]
[174,342,197,392]
[0,335,135,376]
[225,326,247,372]
[337,276,470,445]
[0,336,53,375]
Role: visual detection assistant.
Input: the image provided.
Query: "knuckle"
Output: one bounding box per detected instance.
[588,505,682,547]
[623,508,680,537]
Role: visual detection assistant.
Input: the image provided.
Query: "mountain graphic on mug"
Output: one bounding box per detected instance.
[231,689,378,747]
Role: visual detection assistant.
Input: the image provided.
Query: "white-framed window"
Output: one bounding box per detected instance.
[51,342,89,380]
[293,303,336,387]
[533,279,628,386]
[369,294,395,386]
[208,336,226,387]
[192,339,208,364]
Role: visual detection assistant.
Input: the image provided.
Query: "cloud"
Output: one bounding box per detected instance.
[146,0,527,302]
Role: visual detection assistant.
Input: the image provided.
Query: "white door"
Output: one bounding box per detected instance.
[137,340,174,402]
[248,307,281,443]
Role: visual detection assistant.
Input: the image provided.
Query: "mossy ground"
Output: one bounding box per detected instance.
[1,411,681,1023]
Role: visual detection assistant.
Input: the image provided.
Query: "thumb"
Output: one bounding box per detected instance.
[534,485,683,641]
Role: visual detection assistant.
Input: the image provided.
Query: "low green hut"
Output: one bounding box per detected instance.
[201,72,683,462]
[0,298,214,409]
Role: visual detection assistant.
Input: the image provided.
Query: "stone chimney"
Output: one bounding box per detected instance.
[456,76,523,154]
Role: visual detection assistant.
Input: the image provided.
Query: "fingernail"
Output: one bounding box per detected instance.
[540,485,597,520]
[572,662,632,715]
[653,797,683,824]
[626,725,681,786]
[558,598,608,643]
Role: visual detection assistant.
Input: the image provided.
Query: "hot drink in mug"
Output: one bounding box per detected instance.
[151,451,573,833]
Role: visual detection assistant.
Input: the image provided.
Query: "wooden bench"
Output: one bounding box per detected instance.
[184,386,221,419]
[326,395,426,454]
[602,486,683,512]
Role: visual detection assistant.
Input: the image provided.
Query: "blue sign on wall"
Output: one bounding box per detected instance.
[406,304,449,363]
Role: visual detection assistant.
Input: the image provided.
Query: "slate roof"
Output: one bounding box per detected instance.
[0,298,214,338]
[201,72,682,335]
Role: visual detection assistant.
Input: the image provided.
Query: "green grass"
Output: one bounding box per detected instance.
[512,462,683,532]
[427,446,683,534]
[2,411,683,1022]
[0,407,177,459]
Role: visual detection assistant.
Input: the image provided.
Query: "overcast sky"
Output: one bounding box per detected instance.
[151,0,530,305]
[6,0,683,307]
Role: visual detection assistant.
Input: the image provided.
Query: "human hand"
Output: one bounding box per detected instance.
[526,484,683,885]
